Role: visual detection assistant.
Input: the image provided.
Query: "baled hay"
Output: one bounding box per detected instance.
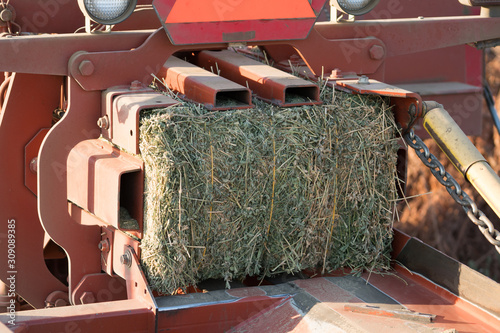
[139,88,399,294]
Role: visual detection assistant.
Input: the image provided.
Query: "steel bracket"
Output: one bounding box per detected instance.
[102,87,178,154]
[66,139,144,238]
[335,79,423,132]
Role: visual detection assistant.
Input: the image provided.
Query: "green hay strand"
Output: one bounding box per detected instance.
[139,88,399,294]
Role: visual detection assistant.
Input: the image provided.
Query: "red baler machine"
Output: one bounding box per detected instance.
[1,0,500,331]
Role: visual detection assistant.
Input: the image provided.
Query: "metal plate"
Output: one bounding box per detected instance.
[153,0,328,44]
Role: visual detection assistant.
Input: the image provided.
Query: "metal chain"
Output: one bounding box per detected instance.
[404,129,500,255]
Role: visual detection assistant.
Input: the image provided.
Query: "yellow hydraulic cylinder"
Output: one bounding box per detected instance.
[423,104,500,219]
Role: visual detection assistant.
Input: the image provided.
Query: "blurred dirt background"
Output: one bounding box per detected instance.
[395,47,500,282]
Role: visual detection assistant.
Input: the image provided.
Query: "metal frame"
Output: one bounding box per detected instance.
[1,0,500,330]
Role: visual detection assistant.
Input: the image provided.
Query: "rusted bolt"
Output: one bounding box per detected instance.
[0,8,13,22]
[29,157,38,174]
[79,60,95,76]
[120,251,132,267]
[329,68,343,79]
[130,80,142,90]
[97,115,109,130]
[80,292,95,304]
[98,239,109,252]
[357,75,370,85]
[369,45,385,60]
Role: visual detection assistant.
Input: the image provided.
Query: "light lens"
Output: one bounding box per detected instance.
[84,0,129,21]
[332,0,380,15]
[337,0,373,12]
[79,0,137,25]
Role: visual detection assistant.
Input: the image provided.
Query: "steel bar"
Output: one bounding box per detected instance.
[0,31,154,75]
[66,139,143,232]
[38,78,103,305]
[196,50,321,107]
[312,16,500,58]
[159,56,252,110]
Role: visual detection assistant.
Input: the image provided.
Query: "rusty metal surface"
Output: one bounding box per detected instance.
[196,50,321,107]
[160,56,252,110]
[0,73,67,309]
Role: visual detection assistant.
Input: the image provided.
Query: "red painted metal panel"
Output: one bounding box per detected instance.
[37,78,103,305]
[164,0,315,23]
[157,296,287,332]
[2,299,154,333]
[0,31,153,76]
[153,0,327,44]
[164,19,318,44]
[0,73,67,309]
[363,266,500,332]
[24,128,49,196]
[66,139,143,231]
[5,0,158,34]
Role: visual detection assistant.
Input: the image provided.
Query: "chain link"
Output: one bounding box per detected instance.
[404,129,500,254]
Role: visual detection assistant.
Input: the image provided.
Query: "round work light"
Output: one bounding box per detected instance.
[78,0,137,25]
[331,0,380,16]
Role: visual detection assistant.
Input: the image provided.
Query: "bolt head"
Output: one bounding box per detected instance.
[98,239,109,252]
[369,45,385,60]
[329,68,343,79]
[80,292,95,304]
[79,60,95,76]
[120,251,132,267]
[97,116,109,130]
[357,75,370,85]
[130,80,143,90]
[29,157,38,174]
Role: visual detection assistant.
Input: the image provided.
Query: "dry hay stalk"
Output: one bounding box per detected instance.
[139,87,399,294]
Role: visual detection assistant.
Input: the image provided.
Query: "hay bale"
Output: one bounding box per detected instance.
[139,88,399,294]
